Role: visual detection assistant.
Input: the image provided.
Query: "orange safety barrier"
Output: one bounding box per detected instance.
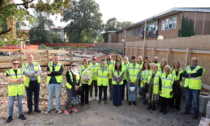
[2,45,38,50]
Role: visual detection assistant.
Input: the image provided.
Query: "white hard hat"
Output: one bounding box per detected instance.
[130,86,135,92]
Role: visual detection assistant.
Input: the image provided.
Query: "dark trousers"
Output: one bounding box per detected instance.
[26,80,40,111]
[122,80,128,100]
[99,86,107,101]
[90,80,98,97]
[109,79,112,99]
[81,84,90,104]
[112,85,123,106]
[174,95,181,110]
[161,97,173,114]
[65,88,74,110]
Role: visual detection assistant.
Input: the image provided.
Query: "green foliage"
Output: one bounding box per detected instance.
[39,44,50,50]
[63,0,103,43]
[0,0,71,45]
[178,16,195,37]
[102,33,108,43]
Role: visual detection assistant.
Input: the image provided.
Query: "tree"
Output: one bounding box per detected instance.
[120,21,133,29]
[178,16,195,37]
[29,12,55,43]
[0,0,71,45]
[62,0,103,43]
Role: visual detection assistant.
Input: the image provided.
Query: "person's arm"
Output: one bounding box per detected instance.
[65,71,75,86]
[182,70,189,78]
[49,65,64,76]
[136,70,141,84]
[22,64,35,76]
[126,69,131,83]
[76,75,81,86]
[190,68,203,77]
[179,72,183,81]
[117,71,124,82]
[159,77,162,91]
[34,64,42,76]
[112,71,118,81]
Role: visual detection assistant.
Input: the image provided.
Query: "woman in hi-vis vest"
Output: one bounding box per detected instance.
[64,62,81,115]
[112,60,124,106]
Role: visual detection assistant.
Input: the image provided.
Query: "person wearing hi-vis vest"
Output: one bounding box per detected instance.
[147,64,161,110]
[171,61,183,111]
[139,62,151,105]
[80,59,92,106]
[97,59,110,104]
[122,56,129,101]
[22,54,42,114]
[151,56,161,72]
[182,57,205,120]
[89,56,99,101]
[112,60,124,106]
[106,54,115,100]
[64,62,81,115]
[137,55,143,69]
[3,59,26,123]
[126,56,141,106]
[159,65,174,115]
[45,54,63,114]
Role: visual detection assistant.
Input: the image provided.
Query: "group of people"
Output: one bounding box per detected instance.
[1,53,205,123]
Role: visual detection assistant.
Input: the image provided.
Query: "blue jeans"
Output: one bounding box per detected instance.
[127,83,138,101]
[139,87,147,105]
[185,87,200,117]
[9,95,23,117]
[47,84,61,111]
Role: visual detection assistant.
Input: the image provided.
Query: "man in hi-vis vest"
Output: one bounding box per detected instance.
[45,54,64,114]
[182,57,205,119]
[3,59,26,123]
[22,54,42,114]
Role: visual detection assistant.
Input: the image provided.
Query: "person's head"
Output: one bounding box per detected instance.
[27,54,34,64]
[142,62,150,70]
[116,55,122,62]
[92,56,97,63]
[173,61,180,69]
[101,59,106,68]
[83,59,89,67]
[12,59,19,69]
[53,54,60,64]
[144,56,149,62]
[191,57,198,66]
[70,62,76,70]
[164,65,171,75]
[115,60,122,70]
[123,56,129,62]
[152,64,158,72]
[107,55,111,60]
[153,56,158,63]
[131,56,137,64]
[160,58,167,67]
[137,56,143,62]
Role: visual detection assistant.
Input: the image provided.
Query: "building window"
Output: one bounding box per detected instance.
[118,32,124,38]
[127,30,132,36]
[134,28,139,35]
[162,16,177,30]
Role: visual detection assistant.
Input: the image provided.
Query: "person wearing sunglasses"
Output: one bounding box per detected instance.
[22,54,42,114]
[45,54,64,114]
[4,59,26,123]
[89,56,100,101]
[65,62,81,114]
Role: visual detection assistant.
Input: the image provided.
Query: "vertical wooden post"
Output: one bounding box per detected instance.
[152,48,156,59]
[20,49,22,65]
[142,21,147,61]
[166,48,171,64]
[47,50,49,62]
[185,48,191,68]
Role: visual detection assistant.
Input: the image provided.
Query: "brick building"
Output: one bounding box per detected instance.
[108,7,210,43]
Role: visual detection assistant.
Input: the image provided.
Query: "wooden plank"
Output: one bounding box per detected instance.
[21,49,46,53]
[0,56,21,61]
[0,49,20,52]
[48,50,69,54]
[191,50,210,54]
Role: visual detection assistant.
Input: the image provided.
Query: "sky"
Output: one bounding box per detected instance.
[16,0,210,28]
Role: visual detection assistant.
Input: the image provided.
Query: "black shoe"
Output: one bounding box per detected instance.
[133,101,137,106]
[159,108,163,113]
[98,100,101,104]
[147,105,152,110]
[192,115,199,120]
[34,109,41,113]
[5,116,13,123]
[19,114,26,120]
[27,110,32,114]
[152,105,156,110]
[128,101,132,105]
[182,111,190,114]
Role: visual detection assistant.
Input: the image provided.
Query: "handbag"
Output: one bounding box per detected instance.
[71,95,81,105]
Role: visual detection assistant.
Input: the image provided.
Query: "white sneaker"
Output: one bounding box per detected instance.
[56,109,62,114]
[45,110,51,114]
